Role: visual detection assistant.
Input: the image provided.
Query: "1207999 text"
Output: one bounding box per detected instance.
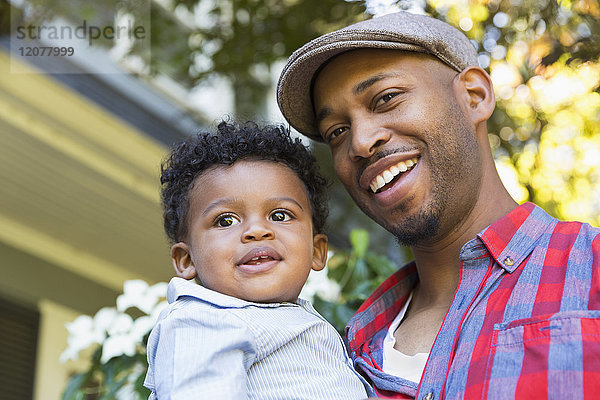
[18,47,74,57]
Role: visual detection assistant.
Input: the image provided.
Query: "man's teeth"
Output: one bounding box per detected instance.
[369,157,418,193]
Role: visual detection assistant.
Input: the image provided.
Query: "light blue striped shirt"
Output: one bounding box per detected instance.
[145,277,372,399]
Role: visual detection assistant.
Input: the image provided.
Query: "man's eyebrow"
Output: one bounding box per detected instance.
[315,106,332,126]
[315,73,396,126]
[353,73,392,95]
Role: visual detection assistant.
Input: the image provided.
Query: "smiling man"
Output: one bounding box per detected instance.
[277,12,600,400]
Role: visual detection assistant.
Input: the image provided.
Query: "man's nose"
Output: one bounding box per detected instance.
[241,220,275,242]
[349,118,392,160]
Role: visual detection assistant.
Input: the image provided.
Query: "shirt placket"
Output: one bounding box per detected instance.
[416,241,501,400]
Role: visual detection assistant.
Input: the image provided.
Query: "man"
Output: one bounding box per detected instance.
[277,11,600,400]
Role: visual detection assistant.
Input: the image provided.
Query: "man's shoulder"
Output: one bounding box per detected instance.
[554,217,600,237]
[534,210,600,253]
[480,202,600,266]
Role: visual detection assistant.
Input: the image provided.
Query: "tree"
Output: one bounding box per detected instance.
[158,0,367,117]
[420,0,600,225]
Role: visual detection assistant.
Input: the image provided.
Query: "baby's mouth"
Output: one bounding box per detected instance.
[369,157,419,193]
[244,255,276,265]
[238,247,282,267]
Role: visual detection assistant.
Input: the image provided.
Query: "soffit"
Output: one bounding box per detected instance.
[0,51,174,291]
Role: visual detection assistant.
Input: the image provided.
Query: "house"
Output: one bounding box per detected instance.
[0,37,205,399]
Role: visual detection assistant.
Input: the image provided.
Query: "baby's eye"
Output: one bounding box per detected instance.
[216,215,240,227]
[270,211,292,222]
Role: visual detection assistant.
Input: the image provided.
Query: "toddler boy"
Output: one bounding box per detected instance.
[144,122,372,399]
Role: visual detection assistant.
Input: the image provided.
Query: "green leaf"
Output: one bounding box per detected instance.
[353,258,369,282]
[349,229,369,258]
[365,252,399,276]
[61,372,89,400]
[327,252,350,282]
[134,371,152,399]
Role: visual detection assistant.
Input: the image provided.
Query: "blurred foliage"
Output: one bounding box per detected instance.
[2,0,366,117]
[62,347,150,400]
[153,0,367,116]
[313,229,400,335]
[421,0,600,225]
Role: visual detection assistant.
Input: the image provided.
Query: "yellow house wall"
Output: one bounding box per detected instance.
[34,300,93,400]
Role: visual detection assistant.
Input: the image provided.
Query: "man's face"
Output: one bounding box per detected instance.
[312,49,483,246]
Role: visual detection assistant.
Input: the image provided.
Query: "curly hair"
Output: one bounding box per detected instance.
[161,121,329,243]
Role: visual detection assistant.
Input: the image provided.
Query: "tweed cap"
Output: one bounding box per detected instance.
[277,11,479,141]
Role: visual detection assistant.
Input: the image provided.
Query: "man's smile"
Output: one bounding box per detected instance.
[359,151,421,193]
[369,157,419,193]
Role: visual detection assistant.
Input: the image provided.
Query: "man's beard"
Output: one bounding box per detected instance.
[390,207,441,246]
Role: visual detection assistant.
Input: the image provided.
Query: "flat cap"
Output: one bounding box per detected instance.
[277,11,479,141]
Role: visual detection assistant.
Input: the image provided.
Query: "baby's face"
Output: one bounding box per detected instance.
[172,160,327,303]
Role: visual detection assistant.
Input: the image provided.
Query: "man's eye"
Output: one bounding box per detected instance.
[375,92,400,108]
[326,126,348,142]
[216,215,240,227]
[270,211,292,222]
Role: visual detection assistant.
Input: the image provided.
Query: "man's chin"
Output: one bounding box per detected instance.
[390,213,441,247]
[356,196,442,246]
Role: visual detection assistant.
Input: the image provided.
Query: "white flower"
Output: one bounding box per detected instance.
[149,281,168,299]
[93,307,119,333]
[300,266,341,302]
[62,279,169,364]
[130,315,154,343]
[101,333,137,363]
[117,280,167,314]
[60,315,99,362]
[107,313,133,336]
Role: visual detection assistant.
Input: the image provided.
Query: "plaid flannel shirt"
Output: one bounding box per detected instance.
[346,202,600,399]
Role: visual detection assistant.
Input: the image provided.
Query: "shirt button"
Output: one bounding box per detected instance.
[423,393,434,400]
[503,256,514,266]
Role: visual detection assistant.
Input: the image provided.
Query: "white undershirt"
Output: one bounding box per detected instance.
[382,292,429,383]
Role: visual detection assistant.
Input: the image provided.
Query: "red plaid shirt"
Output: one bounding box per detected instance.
[346,203,600,399]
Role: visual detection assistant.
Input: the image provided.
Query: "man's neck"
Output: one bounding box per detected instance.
[410,183,518,308]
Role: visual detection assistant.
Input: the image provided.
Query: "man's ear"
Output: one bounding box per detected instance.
[455,66,495,125]
[171,242,197,279]
[311,234,328,272]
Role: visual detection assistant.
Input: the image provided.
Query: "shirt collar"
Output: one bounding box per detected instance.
[167,277,290,309]
[346,202,556,351]
[477,202,556,273]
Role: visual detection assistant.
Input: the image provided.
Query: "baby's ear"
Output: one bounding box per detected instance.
[311,234,328,272]
[171,242,197,279]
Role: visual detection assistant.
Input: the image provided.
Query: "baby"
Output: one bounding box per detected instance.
[144,122,372,399]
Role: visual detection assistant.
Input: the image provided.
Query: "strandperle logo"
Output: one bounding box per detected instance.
[9,0,151,74]
[15,19,147,46]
